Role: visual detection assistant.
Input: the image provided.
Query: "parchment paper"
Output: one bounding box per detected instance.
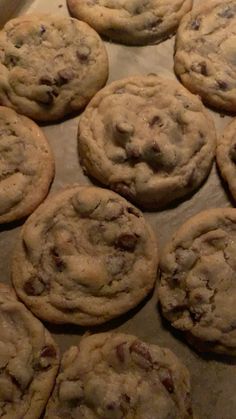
[0,1,235,418]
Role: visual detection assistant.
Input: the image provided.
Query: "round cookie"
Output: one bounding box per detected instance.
[174,1,236,112]
[67,0,193,46]
[12,185,158,325]
[159,208,236,356]
[0,14,108,121]
[0,106,54,223]
[78,75,216,209]
[0,283,59,419]
[217,119,236,201]
[45,332,193,418]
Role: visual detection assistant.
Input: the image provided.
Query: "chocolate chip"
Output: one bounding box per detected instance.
[39,75,54,86]
[76,46,91,61]
[23,277,45,296]
[229,143,236,163]
[190,18,201,30]
[159,370,174,393]
[116,343,126,362]
[130,340,152,363]
[5,54,18,67]
[126,145,141,160]
[107,402,117,410]
[217,80,228,91]
[50,247,66,272]
[218,6,234,19]
[57,68,74,85]
[37,91,54,105]
[191,61,208,76]
[127,206,140,217]
[40,25,46,35]
[149,115,163,128]
[151,142,161,153]
[147,17,163,30]
[115,233,138,251]
[122,394,130,403]
[41,345,57,358]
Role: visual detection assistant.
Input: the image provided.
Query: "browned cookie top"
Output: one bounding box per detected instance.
[78,75,216,209]
[12,186,158,325]
[0,14,108,121]
[175,0,236,112]
[67,0,193,45]
[159,208,236,356]
[0,284,59,419]
[0,106,54,223]
[45,332,193,418]
[217,119,236,202]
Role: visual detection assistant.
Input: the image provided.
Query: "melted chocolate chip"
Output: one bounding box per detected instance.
[229,143,236,163]
[190,18,201,30]
[126,146,141,160]
[130,340,152,363]
[76,46,91,61]
[217,80,228,91]
[57,68,74,85]
[41,345,57,358]
[127,206,140,217]
[148,17,163,29]
[5,54,18,67]
[40,25,46,35]
[149,115,163,128]
[37,91,54,105]
[115,233,138,251]
[50,247,66,271]
[218,6,234,19]
[39,75,54,86]
[199,62,208,76]
[116,343,126,362]
[23,277,45,296]
[161,371,174,393]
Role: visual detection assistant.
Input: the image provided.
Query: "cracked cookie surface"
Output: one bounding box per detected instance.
[12,185,158,325]
[0,14,108,121]
[78,75,216,209]
[159,208,236,355]
[45,332,193,419]
[217,119,236,202]
[0,283,59,419]
[67,0,193,45]
[0,106,54,223]
[174,0,236,112]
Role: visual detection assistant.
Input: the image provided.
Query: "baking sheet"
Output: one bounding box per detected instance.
[0,0,236,418]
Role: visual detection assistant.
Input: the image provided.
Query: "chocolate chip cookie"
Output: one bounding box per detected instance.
[0,283,59,418]
[159,208,236,356]
[217,119,236,201]
[45,332,193,418]
[12,185,158,325]
[67,0,193,45]
[175,0,236,112]
[0,106,54,223]
[78,75,216,209]
[0,14,108,121]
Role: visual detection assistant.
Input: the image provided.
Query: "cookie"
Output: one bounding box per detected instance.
[174,1,236,112]
[45,332,193,418]
[159,208,236,356]
[0,106,54,223]
[12,185,158,325]
[0,283,59,418]
[217,119,236,201]
[0,14,108,121]
[67,0,193,46]
[78,75,216,209]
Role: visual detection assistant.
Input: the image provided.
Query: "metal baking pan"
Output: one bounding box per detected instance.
[0,0,235,418]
